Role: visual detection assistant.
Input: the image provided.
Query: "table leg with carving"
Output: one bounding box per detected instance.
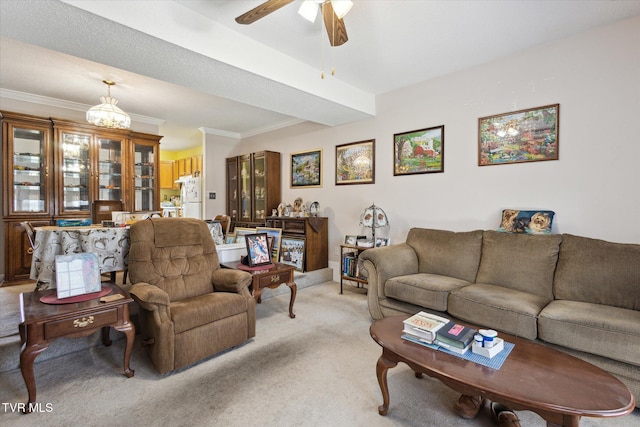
[376,349,398,416]
[19,323,50,413]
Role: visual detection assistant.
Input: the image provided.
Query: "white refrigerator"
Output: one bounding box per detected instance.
[179,175,202,219]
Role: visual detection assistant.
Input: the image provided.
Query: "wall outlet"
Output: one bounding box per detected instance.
[334,246,340,256]
[209,192,216,199]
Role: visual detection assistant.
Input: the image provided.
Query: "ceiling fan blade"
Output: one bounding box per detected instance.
[322,2,348,46]
[235,0,295,25]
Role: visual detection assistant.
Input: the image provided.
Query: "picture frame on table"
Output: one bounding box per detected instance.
[280,236,305,272]
[243,233,272,267]
[225,233,236,244]
[478,104,559,166]
[233,227,257,243]
[291,149,322,188]
[256,226,283,262]
[393,125,444,176]
[335,139,375,185]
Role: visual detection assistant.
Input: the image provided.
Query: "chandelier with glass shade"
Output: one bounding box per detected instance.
[86,80,131,129]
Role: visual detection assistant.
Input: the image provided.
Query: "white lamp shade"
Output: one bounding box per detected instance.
[86,96,131,129]
[298,1,319,22]
[331,0,353,19]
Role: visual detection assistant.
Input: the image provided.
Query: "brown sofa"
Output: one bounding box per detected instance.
[128,218,256,374]
[360,228,640,405]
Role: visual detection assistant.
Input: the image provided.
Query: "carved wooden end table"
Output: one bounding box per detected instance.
[19,282,135,412]
[222,261,297,318]
[370,315,635,427]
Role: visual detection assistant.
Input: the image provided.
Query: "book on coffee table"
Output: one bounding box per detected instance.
[403,311,450,343]
[436,323,477,349]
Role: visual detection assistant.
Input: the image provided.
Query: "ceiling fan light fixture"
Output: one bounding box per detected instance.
[330,0,353,19]
[298,0,319,22]
[86,80,131,129]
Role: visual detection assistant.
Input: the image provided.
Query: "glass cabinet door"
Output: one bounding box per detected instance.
[97,137,123,202]
[252,153,266,221]
[8,125,51,215]
[133,141,156,211]
[60,131,91,214]
[239,155,251,222]
[226,157,239,221]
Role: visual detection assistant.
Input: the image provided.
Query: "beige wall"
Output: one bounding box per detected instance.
[231,16,640,278]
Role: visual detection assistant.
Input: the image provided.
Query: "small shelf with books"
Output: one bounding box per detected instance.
[340,244,370,294]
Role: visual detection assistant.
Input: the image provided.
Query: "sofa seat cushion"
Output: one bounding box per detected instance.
[539,300,640,366]
[386,273,472,311]
[448,283,549,340]
[171,292,248,334]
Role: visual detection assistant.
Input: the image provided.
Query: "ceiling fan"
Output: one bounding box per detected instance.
[235,0,351,47]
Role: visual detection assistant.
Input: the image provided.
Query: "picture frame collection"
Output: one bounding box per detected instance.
[290,104,559,187]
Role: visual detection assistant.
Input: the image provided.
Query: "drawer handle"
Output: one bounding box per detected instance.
[73,316,95,328]
[271,275,280,283]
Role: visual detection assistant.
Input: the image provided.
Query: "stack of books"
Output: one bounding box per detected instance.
[402,311,450,344]
[435,323,478,354]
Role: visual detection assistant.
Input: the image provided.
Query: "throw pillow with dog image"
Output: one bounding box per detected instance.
[497,209,555,234]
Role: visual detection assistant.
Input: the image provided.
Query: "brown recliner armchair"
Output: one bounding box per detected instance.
[128,217,255,374]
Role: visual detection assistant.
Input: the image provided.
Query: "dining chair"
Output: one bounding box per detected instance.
[91,199,127,284]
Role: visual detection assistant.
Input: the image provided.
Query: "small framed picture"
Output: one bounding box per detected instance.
[243,233,272,267]
[280,236,305,272]
[225,233,236,244]
[375,238,390,247]
[394,125,444,176]
[256,226,283,262]
[234,227,257,243]
[291,149,322,188]
[336,139,375,185]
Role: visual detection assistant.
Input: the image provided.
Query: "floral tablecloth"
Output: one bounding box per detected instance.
[30,225,130,290]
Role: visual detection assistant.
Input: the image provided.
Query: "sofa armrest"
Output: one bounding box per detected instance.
[212,268,252,297]
[360,243,419,319]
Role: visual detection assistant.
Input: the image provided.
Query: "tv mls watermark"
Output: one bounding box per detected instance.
[3,402,54,413]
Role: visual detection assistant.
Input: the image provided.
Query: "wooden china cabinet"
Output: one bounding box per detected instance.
[227,150,280,229]
[1,111,161,284]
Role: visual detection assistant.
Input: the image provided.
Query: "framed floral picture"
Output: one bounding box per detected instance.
[478,104,559,166]
[291,149,322,188]
[335,139,375,185]
[394,125,444,175]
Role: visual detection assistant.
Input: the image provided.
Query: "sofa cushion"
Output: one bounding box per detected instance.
[554,234,640,311]
[448,283,549,340]
[386,273,472,311]
[171,292,248,334]
[539,300,640,366]
[405,228,483,283]
[475,230,561,301]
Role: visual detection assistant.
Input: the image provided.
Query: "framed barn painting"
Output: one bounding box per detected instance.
[335,139,375,185]
[291,149,322,188]
[478,104,559,166]
[394,125,444,176]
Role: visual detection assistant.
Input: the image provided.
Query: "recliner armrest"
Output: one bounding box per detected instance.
[212,268,252,294]
[130,282,170,310]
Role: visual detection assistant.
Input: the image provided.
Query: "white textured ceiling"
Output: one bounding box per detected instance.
[1,0,640,150]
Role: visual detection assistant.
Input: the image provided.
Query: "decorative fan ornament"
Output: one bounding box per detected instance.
[235,0,350,47]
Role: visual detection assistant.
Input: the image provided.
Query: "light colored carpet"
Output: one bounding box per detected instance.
[0,281,638,426]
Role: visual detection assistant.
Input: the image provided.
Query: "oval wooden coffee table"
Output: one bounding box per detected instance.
[370,316,635,427]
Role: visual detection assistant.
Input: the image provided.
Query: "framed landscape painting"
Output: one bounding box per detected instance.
[394,125,444,176]
[291,149,322,188]
[478,104,559,166]
[335,139,375,185]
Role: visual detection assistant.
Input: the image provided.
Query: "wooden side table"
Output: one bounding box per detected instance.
[340,244,370,294]
[222,261,297,318]
[18,282,135,413]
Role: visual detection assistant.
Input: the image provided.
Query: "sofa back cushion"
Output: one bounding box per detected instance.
[406,228,483,283]
[554,234,640,311]
[475,230,561,301]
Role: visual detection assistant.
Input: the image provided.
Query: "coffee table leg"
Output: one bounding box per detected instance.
[376,351,398,416]
[287,282,297,318]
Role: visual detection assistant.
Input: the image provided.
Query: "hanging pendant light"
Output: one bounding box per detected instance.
[86,80,131,129]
